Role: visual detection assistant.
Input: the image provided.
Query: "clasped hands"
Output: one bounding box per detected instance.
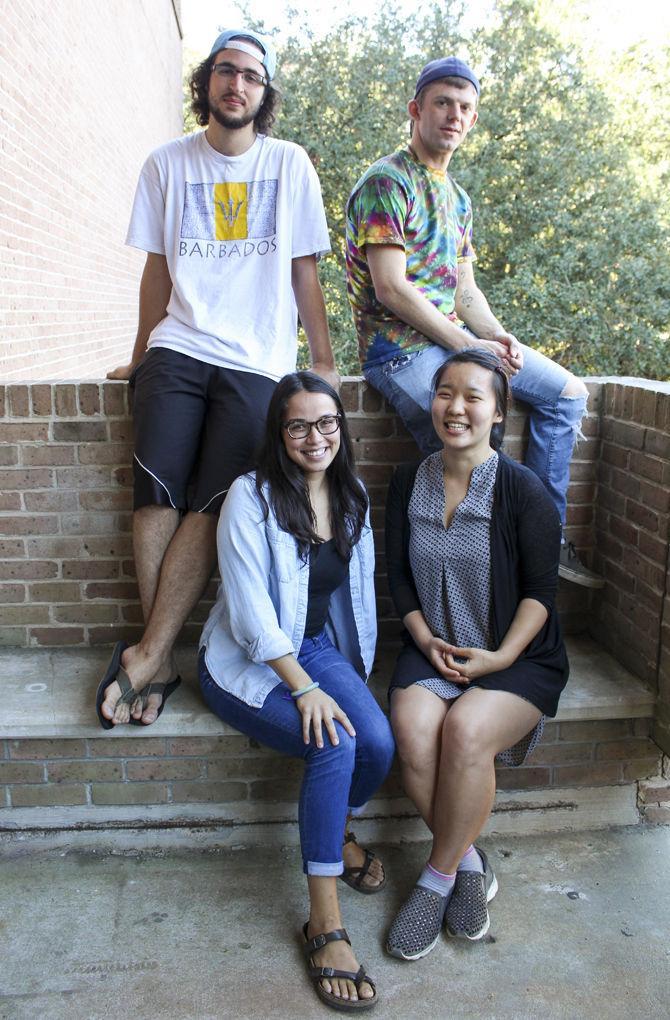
[481,332,523,376]
[423,635,507,683]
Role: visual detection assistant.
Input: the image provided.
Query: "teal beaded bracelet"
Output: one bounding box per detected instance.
[291,681,320,699]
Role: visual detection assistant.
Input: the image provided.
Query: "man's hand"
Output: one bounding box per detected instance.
[310,362,341,392]
[488,331,523,374]
[106,363,138,381]
[478,338,510,362]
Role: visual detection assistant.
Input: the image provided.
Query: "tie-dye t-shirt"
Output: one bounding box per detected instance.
[345,147,476,369]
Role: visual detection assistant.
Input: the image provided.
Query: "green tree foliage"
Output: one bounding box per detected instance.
[460,3,670,378]
[186,1,669,378]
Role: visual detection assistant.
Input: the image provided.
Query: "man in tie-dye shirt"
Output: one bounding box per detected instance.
[346,56,601,589]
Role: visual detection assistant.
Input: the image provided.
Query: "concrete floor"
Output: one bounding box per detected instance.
[0,827,668,1020]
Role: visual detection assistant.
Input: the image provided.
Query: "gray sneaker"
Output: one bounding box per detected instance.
[559,542,604,588]
[445,847,498,941]
[386,884,449,960]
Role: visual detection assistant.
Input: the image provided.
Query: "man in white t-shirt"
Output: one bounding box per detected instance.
[98,28,337,728]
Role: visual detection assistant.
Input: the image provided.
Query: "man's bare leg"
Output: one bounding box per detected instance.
[101,507,217,725]
[134,504,181,613]
[127,505,180,721]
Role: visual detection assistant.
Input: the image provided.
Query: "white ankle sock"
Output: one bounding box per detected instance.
[458,844,484,873]
[417,862,456,897]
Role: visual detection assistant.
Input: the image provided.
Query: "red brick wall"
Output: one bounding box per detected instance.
[0,718,661,810]
[0,378,599,649]
[591,382,670,682]
[0,0,182,381]
[589,380,670,753]
[660,558,670,753]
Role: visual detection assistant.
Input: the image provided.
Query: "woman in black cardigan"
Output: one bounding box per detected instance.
[384,348,568,961]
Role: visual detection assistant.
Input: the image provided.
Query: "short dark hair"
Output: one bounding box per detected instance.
[255,372,368,560]
[188,55,281,134]
[431,348,510,451]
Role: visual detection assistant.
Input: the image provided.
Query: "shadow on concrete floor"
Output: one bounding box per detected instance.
[1,826,668,1020]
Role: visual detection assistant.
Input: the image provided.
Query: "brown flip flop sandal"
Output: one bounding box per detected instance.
[132,675,182,725]
[95,641,182,728]
[95,641,139,729]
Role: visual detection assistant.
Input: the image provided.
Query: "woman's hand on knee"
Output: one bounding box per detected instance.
[297,689,356,749]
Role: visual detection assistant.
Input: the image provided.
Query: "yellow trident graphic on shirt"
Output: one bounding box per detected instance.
[213,183,248,240]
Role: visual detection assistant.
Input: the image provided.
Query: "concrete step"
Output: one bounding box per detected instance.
[0,635,657,739]
[0,637,663,843]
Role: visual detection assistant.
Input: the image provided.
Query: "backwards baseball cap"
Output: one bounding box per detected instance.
[209,28,277,81]
[414,57,480,98]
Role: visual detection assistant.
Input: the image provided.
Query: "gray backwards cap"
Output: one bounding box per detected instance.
[414,57,480,98]
[209,28,277,81]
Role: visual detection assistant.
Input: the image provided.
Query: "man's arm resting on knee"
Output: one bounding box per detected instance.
[367,245,520,368]
[455,260,523,371]
[107,253,173,380]
[292,254,340,390]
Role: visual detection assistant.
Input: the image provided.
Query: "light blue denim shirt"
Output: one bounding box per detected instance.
[200,472,377,708]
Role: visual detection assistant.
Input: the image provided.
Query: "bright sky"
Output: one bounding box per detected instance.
[182,0,670,59]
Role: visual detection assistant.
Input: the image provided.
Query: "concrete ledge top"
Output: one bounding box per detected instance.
[0,636,655,740]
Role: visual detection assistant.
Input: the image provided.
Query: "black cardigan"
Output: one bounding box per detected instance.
[385,453,569,713]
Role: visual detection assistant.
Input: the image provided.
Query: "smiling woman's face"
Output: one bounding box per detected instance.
[281,391,341,475]
[431,361,502,456]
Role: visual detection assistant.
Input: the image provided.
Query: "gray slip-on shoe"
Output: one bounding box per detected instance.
[445,847,498,941]
[386,884,449,961]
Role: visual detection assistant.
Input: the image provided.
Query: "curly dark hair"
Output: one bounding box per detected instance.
[188,55,281,134]
[431,348,511,451]
[255,372,368,562]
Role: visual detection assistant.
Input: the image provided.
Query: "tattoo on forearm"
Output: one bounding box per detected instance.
[460,288,474,308]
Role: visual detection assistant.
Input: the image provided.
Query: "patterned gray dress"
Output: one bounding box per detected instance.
[408,451,543,766]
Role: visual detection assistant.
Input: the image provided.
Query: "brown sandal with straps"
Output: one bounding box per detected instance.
[302,923,378,1012]
[339,832,386,894]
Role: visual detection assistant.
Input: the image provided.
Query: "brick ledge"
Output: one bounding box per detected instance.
[1,635,656,740]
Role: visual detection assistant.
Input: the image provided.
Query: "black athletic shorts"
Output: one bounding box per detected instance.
[129,347,276,515]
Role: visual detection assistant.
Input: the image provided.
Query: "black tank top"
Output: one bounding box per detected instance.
[303,538,349,638]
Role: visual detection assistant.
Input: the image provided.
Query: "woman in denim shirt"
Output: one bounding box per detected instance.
[200,371,394,1012]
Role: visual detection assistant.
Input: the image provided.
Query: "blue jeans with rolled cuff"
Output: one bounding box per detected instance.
[364,342,586,526]
[199,631,395,876]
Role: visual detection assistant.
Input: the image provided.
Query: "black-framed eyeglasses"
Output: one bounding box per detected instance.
[282,414,342,440]
[211,62,268,87]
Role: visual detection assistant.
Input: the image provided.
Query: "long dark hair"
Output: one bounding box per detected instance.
[188,56,281,134]
[255,372,367,560]
[431,348,510,450]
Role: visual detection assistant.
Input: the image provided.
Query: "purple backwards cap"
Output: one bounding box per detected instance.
[414,57,480,98]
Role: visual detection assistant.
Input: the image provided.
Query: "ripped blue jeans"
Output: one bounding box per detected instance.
[364,342,586,525]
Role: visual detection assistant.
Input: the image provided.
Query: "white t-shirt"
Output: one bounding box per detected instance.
[126,131,331,380]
